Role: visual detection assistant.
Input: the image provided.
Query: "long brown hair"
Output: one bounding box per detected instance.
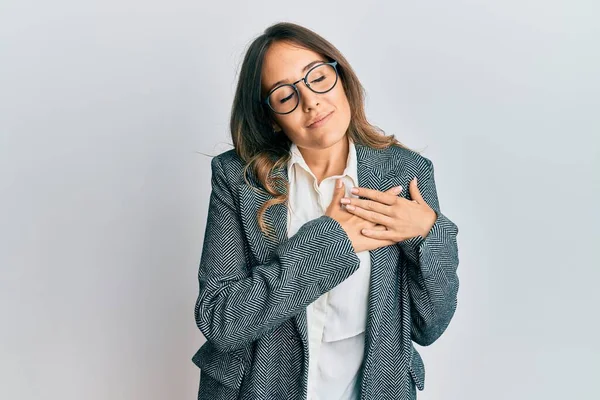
[230,22,411,236]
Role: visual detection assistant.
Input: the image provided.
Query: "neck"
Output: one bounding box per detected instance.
[296,135,349,185]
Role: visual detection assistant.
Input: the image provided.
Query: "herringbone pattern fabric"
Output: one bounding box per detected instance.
[192,143,460,400]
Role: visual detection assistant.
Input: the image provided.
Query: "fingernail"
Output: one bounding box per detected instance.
[340,198,350,204]
[393,185,402,194]
[351,187,359,194]
[337,179,343,188]
[346,204,355,211]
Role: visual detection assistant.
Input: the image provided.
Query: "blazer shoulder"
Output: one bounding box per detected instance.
[210,149,247,184]
[212,148,243,169]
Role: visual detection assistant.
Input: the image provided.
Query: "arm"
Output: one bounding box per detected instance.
[194,156,361,352]
[398,157,460,346]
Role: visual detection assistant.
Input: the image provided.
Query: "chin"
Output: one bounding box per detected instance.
[313,129,347,148]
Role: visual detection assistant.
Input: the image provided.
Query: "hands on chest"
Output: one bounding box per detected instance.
[324,178,437,253]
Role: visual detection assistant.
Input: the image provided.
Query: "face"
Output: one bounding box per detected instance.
[261,41,351,151]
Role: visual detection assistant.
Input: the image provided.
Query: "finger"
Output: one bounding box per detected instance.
[408,177,424,204]
[342,185,401,215]
[342,197,394,217]
[370,224,388,231]
[331,179,346,203]
[360,227,396,242]
[385,185,402,195]
[361,228,406,245]
[351,186,397,206]
[345,205,395,226]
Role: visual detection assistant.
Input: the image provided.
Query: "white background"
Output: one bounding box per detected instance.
[1,1,599,399]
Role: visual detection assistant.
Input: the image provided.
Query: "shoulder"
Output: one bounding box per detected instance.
[210,149,246,182]
[211,148,243,169]
[388,146,432,166]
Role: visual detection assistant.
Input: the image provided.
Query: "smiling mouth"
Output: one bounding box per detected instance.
[308,112,333,128]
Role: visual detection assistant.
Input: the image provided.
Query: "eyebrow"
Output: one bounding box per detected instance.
[266,59,326,93]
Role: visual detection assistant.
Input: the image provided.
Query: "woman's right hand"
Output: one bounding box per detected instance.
[325,179,397,253]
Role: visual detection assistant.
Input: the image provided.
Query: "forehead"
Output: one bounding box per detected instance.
[261,41,324,85]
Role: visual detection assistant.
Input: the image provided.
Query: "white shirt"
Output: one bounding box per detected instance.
[286,138,372,400]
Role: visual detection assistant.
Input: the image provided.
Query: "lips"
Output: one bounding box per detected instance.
[307,111,333,128]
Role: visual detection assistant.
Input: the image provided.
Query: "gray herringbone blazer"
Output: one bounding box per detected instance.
[192,143,460,400]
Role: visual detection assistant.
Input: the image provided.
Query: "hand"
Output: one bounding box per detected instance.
[325,179,398,253]
[340,177,437,243]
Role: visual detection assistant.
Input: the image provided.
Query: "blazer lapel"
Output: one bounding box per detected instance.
[355,144,403,363]
[236,165,289,264]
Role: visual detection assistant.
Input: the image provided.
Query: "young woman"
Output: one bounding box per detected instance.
[192,22,460,400]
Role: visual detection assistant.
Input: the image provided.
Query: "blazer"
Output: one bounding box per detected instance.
[192,142,460,400]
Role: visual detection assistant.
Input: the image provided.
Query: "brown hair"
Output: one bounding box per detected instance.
[230,22,412,236]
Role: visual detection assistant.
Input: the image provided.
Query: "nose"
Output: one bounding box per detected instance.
[297,80,320,111]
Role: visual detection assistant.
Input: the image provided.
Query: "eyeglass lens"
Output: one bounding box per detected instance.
[268,64,337,114]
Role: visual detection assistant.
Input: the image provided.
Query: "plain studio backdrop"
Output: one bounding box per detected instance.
[1,1,598,399]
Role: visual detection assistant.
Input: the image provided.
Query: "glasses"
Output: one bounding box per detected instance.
[263,60,339,115]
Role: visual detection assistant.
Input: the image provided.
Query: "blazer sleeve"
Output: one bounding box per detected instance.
[398,157,460,346]
[194,156,361,352]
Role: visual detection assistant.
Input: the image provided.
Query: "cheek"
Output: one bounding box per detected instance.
[332,86,350,111]
[275,114,305,135]
[335,92,351,119]
[285,114,305,130]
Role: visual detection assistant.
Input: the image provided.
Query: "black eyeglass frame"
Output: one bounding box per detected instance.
[262,60,339,115]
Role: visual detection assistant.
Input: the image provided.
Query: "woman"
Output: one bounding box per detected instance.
[192,22,460,400]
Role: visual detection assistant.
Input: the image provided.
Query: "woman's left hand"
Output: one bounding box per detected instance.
[341,177,437,242]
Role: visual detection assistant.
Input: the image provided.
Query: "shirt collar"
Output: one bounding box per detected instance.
[287,137,358,187]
